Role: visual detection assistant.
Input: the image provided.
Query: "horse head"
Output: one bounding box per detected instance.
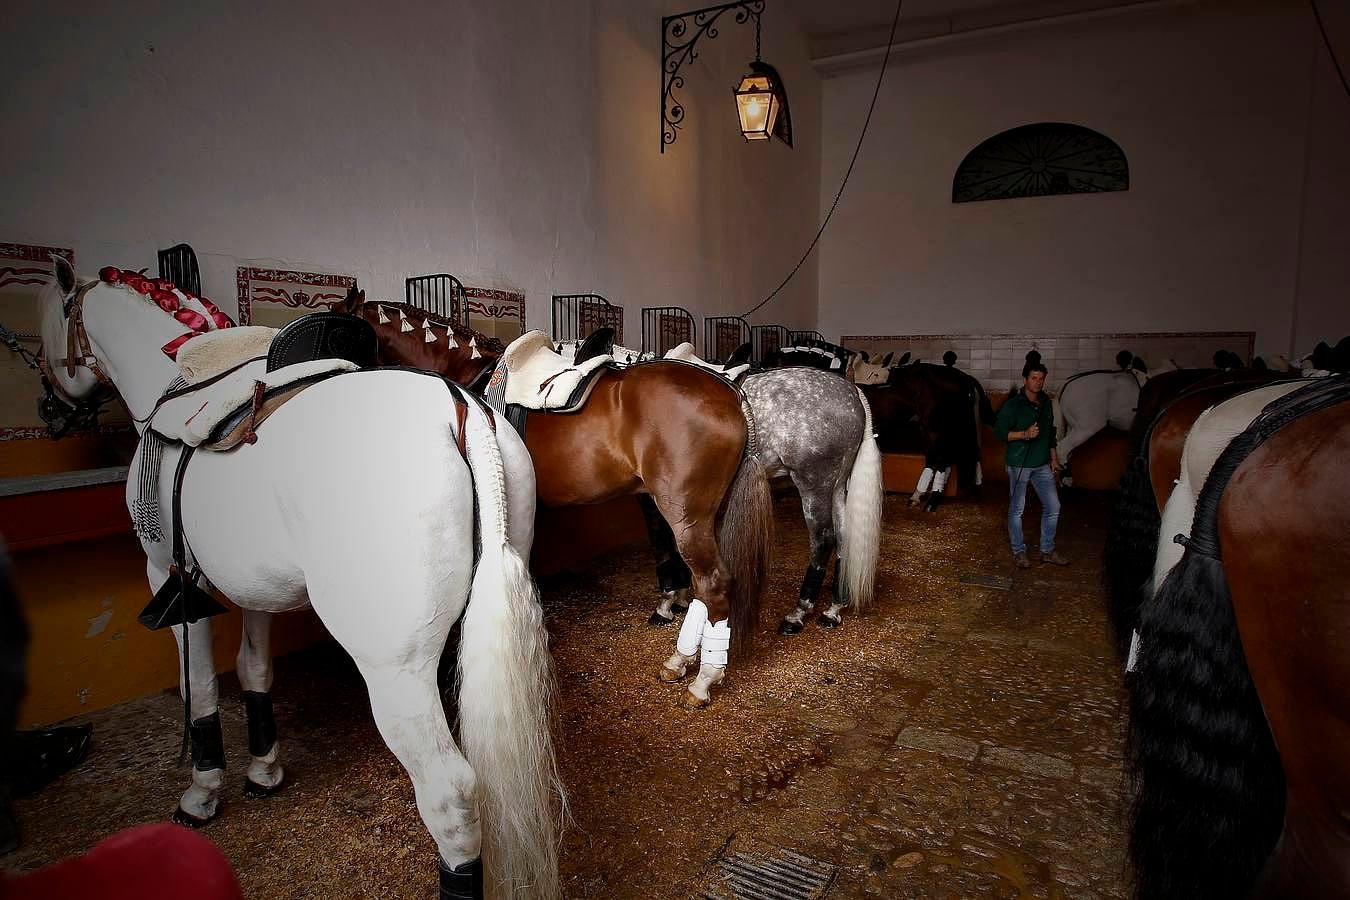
[574,327,615,365]
[727,342,753,366]
[37,257,116,437]
[336,285,364,316]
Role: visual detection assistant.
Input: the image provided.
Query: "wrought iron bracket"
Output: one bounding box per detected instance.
[662,0,764,153]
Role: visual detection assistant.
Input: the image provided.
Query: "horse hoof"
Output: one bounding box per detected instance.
[680,691,711,710]
[778,619,804,636]
[658,665,686,684]
[171,805,215,829]
[648,611,675,627]
[817,614,842,629]
[243,777,285,799]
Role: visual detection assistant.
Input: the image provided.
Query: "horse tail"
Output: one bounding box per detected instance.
[455,396,564,900]
[840,387,883,611]
[720,397,773,657]
[1102,443,1159,657]
[975,379,995,425]
[1127,435,1284,900]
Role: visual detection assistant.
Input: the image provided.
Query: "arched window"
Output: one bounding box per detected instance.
[952,123,1128,203]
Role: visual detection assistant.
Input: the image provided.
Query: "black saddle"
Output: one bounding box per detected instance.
[574,327,615,365]
[267,312,377,372]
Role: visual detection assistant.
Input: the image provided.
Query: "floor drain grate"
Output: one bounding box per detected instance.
[959,573,1013,591]
[703,848,837,900]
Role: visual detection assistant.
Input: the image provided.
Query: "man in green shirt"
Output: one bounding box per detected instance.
[994,360,1068,569]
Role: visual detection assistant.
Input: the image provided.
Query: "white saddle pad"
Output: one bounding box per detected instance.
[663,342,750,381]
[176,326,279,383]
[150,358,357,447]
[504,330,611,410]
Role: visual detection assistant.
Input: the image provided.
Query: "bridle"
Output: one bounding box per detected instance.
[30,279,117,438]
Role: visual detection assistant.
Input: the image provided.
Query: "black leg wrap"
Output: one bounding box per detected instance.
[439,856,484,900]
[188,712,225,772]
[242,691,277,758]
[830,557,845,606]
[798,564,828,605]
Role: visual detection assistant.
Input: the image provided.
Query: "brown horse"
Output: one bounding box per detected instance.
[336,290,504,389]
[1127,374,1350,899]
[1104,370,1295,651]
[344,293,773,709]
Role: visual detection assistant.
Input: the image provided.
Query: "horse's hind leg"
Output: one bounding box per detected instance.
[819,484,851,627]
[237,609,284,797]
[360,663,484,893]
[658,522,731,709]
[169,615,226,825]
[779,483,837,636]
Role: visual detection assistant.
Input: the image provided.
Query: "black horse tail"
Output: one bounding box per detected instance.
[1127,435,1284,900]
[975,379,995,425]
[1102,430,1161,657]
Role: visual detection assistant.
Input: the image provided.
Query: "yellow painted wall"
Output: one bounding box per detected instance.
[11,532,329,727]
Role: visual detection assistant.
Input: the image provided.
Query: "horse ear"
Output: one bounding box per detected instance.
[881,352,894,367]
[1115,349,1133,369]
[340,285,362,315]
[729,342,753,365]
[51,254,77,298]
[1132,355,1148,373]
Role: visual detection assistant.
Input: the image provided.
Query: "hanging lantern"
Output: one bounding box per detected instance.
[733,61,791,146]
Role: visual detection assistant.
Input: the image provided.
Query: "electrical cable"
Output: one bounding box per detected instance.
[741,0,904,318]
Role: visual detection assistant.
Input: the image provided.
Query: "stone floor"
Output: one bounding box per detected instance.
[3,488,1132,899]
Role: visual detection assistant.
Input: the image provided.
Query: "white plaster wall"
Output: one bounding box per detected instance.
[1292,7,1350,357]
[816,0,1342,358]
[0,0,821,343]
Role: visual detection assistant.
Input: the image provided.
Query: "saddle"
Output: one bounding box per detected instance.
[503,328,613,412]
[663,341,752,382]
[136,314,378,632]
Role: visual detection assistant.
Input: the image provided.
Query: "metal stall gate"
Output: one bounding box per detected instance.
[751,324,791,364]
[640,306,696,357]
[552,293,625,344]
[405,273,468,325]
[703,316,751,364]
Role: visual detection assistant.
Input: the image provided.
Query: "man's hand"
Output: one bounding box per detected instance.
[1025,423,1040,440]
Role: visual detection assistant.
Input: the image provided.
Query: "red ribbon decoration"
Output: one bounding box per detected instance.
[98,266,236,360]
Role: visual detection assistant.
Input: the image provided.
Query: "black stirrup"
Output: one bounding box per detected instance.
[574,327,615,365]
[266,312,378,372]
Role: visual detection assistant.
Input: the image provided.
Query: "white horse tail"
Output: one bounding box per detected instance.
[455,395,563,899]
[841,387,883,611]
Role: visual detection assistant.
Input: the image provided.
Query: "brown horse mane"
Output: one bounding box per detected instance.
[358,298,507,357]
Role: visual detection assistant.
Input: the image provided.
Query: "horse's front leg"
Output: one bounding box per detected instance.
[637,494,691,626]
[238,609,284,797]
[169,614,225,825]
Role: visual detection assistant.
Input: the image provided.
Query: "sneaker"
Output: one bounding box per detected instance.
[1038,550,1069,566]
[1013,553,1031,569]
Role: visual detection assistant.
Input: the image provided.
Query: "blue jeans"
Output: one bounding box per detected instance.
[1006,464,1060,555]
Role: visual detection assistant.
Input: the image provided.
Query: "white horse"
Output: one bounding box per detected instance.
[37,258,561,899]
[1054,360,1151,483]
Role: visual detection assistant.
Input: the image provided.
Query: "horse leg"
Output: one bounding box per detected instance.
[910,466,935,507]
[778,484,836,636]
[924,468,951,513]
[819,485,851,626]
[638,494,691,626]
[169,616,225,825]
[1057,411,1103,485]
[360,664,485,897]
[237,609,284,798]
[658,524,731,710]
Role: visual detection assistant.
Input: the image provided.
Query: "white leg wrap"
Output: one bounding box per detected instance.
[699,617,731,668]
[932,468,950,492]
[915,467,936,493]
[687,663,726,703]
[676,598,708,658]
[975,462,984,486]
